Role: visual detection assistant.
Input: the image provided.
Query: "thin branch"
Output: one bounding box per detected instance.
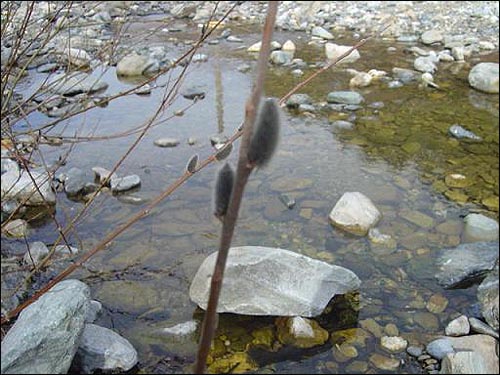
[193,2,278,373]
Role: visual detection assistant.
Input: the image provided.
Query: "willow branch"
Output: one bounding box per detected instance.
[193,2,278,373]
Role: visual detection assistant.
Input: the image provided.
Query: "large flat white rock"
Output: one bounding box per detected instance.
[189,246,361,317]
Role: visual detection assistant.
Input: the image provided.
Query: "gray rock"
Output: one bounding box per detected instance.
[1,279,90,374]
[327,91,364,105]
[286,93,312,108]
[61,47,91,68]
[189,246,361,317]
[116,53,155,76]
[469,317,499,339]
[445,315,470,336]
[54,244,79,255]
[311,26,334,40]
[392,67,419,83]
[477,263,499,331]
[298,103,315,113]
[1,169,56,206]
[452,46,465,61]
[23,241,50,265]
[329,192,381,236]
[110,175,141,193]
[161,320,198,336]
[426,338,455,360]
[1,157,19,175]
[331,120,354,130]
[407,346,424,357]
[45,72,108,96]
[325,43,360,64]
[91,167,116,185]
[468,62,499,94]
[154,138,180,147]
[3,219,28,238]
[75,324,138,373]
[85,300,102,323]
[440,335,499,374]
[387,80,404,88]
[226,35,243,43]
[64,167,88,196]
[270,50,293,65]
[181,86,206,100]
[421,29,443,45]
[435,242,499,289]
[464,214,499,242]
[448,124,482,140]
[380,336,408,353]
[414,56,437,73]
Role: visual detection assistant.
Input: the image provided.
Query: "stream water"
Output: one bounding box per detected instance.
[7,15,499,374]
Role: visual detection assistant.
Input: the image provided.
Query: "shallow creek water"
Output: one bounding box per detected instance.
[9,15,499,374]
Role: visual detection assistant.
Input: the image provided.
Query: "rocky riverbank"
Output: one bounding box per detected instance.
[1,1,498,374]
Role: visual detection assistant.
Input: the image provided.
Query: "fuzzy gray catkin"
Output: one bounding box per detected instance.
[213,162,235,218]
[186,154,198,173]
[247,98,280,168]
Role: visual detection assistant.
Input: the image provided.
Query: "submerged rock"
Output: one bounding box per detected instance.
[189,246,361,317]
[448,124,482,140]
[275,316,329,348]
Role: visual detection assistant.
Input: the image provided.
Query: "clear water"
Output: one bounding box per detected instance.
[6,15,499,374]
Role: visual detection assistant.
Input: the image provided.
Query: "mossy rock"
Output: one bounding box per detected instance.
[444,189,469,204]
[482,196,499,212]
[444,173,474,188]
[330,327,372,347]
[275,316,329,349]
[401,141,421,155]
[207,352,258,374]
[249,326,276,350]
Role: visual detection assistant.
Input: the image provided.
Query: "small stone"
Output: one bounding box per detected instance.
[426,338,454,360]
[384,323,399,336]
[369,353,400,371]
[3,219,28,238]
[463,214,499,242]
[154,138,180,147]
[110,175,141,193]
[445,174,473,188]
[426,293,449,313]
[23,242,49,265]
[445,315,470,336]
[407,346,423,357]
[381,336,408,353]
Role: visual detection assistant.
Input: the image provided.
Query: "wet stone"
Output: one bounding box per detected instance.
[369,353,400,371]
[407,345,424,357]
[154,138,180,147]
[445,315,470,336]
[426,293,449,314]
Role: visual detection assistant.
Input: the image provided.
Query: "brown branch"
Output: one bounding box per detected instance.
[193,2,278,373]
